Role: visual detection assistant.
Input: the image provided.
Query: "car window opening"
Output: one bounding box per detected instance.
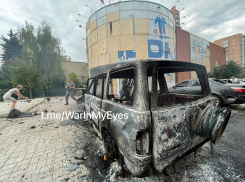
[157,68,204,107]
[107,68,135,106]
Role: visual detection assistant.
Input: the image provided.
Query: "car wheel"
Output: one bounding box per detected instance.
[103,130,124,175]
[212,95,222,106]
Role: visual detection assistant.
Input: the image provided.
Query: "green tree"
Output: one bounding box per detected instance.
[0,29,23,90]
[0,29,22,67]
[8,21,65,98]
[239,67,245,78]
[211,60,242,79]
[68,73,80,87]
[36,21,65,91]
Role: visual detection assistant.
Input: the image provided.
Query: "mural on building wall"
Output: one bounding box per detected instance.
[118,51,136,62]
[190,34,210,79]
[155,6,167,39]
[87,1,177,88]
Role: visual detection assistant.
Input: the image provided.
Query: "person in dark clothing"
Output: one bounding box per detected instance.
[65,78,77,105]
[120,78,130,99]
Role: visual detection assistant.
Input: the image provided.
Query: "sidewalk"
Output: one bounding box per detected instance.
[0,98,46,118]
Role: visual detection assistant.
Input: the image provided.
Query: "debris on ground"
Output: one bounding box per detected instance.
[74,156,87,160]
[62,178,69,182]
[7,109,32,118]
[67,164,78,172]
[77,175,89,181]
[31,125,35,129]
[105,161,122,182]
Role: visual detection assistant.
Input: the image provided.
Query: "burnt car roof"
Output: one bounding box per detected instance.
[90,60,207,78]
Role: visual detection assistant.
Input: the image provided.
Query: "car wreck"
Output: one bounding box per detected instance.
[85,60,231,176]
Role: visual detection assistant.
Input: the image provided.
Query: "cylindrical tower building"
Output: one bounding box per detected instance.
[86,1,176,76]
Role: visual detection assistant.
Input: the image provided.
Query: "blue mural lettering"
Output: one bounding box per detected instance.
[126,51,136,58]
[148,40,173,59]
[165,42,170,59]
[148,39,163,58]
[118,41,175,61]
[118,51,136,62]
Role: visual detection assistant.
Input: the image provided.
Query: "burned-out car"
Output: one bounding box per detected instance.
[85,60,231,176]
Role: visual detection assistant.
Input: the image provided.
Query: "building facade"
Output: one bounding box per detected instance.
[214,33,245,67]
[86,1,176,78]
[61,61,88,86]
[86,1,226,84]
[170,6,180,27]
[176,26,226,82]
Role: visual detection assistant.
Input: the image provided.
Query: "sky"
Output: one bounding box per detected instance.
[0,0,244,63]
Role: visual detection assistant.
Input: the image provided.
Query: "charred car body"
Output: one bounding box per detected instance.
[85,60,231,176]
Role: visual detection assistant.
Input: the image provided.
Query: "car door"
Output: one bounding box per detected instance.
[150,64,212,172]
[187,79,203,95]
[168,80,190,94]
[90,76,104,128]
[85,78,95,114]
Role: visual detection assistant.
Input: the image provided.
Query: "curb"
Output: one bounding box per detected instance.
[24,98,46,113]
[0,98,46,118]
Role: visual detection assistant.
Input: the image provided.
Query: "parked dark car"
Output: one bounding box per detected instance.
[169,79,245,106]
[85,60,231,176]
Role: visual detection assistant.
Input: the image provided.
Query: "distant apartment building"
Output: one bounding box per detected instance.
[170,6,180,27]
[214,33,245,67]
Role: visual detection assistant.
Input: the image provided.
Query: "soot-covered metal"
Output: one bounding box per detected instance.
[85,60,231,176]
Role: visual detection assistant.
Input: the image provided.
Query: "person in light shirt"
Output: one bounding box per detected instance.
[3,85,28,110]
[231,76,239,84]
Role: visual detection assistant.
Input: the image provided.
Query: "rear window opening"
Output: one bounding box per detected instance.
[107,68,135,106]
[156,67,206,107]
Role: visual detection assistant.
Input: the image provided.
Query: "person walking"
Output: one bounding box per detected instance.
[3,85,28,110]
[65,78,77,105]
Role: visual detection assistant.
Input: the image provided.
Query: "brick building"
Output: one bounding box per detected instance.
[214,33,245,67]
[176,26,226,82]
[170,6,180,27]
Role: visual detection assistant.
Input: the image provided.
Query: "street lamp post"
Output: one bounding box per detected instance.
[78,14,89,18]
[79,25,86,29]
[76,20,86,24]
[169,0,180,9]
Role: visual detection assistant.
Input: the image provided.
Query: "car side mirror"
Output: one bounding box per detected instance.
[173,86,176,89]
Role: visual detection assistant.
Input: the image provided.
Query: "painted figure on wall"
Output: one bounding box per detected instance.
[155,6,166,39]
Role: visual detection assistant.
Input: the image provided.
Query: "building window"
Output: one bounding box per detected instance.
[217,43,219,45]
[232,54,235,55]
[222,40,228,47]
[232,50,235,52]
[81,76,85,81]
[232,42,235,45]
[232,57,235,60]
[226,53,228,62]
[232,46,235,48]
[232,38,235,41]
